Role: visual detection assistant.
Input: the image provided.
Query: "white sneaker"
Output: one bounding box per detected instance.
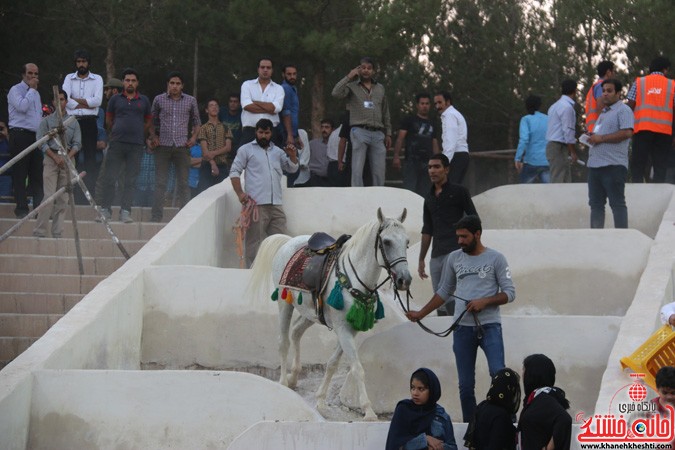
[119,209,134,223]
[96,207,112,222]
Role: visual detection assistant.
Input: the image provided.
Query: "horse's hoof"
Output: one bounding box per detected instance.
[279,378,289,387]
[363,412,378,422]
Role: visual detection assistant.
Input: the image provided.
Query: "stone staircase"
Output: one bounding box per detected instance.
[0,203,176,369]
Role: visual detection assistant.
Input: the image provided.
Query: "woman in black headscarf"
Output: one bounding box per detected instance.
[386,367,458,450]
[518,354,572,450]
[464,368,521,450]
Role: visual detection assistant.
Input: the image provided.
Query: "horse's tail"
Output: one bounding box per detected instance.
[247,233,292,302]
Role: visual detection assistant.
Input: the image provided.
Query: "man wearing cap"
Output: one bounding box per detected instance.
[62,49,103,202]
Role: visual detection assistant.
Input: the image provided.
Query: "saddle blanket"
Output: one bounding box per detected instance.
[279,246,313,292]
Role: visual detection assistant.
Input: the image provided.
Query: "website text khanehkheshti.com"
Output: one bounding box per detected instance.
[580,443,671,449]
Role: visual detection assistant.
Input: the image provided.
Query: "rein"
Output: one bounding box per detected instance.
[392,289,484,338]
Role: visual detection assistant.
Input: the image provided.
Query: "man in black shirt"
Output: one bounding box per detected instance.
[393,93,440,196]
[419,153,477,315]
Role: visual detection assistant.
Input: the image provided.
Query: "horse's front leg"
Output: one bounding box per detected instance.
[288,315,314,389]
[335,326,377,421]
[278,301,294,386]
[316,344,343,412]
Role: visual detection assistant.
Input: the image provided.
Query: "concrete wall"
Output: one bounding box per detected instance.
[228,421,588,450]
[0,181,673,449]
[340,316,620,419]
[473,183,671,238]
[28,370,321,450]
[409,229,651,316]
[141,266,407,369]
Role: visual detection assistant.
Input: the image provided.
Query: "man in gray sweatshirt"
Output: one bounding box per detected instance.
[407,215,515,422]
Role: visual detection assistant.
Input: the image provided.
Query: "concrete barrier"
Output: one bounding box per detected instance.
[28,370,321,449]
[0,181,673,449]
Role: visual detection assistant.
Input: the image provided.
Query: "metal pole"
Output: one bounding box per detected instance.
[53,85,85,275]
[51,137,131,260]
[0,116,76,176]
[0,172,85,243]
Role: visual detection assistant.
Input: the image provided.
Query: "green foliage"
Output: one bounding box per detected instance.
[0,0,670,149]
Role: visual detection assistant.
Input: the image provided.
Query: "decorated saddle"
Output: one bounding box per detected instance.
[272,233,350,324]
[271,232,385,332]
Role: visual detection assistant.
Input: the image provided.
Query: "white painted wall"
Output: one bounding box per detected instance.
[28,370,321,449]
[473,183,672,238]
[227,421,588,450]
[0,181,672,449]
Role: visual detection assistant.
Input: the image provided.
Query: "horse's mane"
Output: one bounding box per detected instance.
[341,216,404,253]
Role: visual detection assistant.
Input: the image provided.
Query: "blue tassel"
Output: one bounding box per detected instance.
[375,297,384,320]
[326,280,344,310]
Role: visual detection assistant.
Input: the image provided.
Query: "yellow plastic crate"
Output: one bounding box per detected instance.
[620,325,675,390]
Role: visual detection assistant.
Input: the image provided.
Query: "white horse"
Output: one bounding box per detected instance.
[249,208,412,420]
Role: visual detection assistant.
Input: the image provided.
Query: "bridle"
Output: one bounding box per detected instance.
[339,221,408,298]
[338,221,482,338]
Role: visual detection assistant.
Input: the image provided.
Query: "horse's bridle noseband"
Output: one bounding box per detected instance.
[374,223,408,274]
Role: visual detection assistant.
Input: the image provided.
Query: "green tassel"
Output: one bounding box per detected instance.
[346,300,376,332]
[346,302,364,330]
[375,297,384,320]
[327,281,344,310]
[298,292,303,305]
[271,288,278,301]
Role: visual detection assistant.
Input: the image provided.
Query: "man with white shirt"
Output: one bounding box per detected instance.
[434,91,469,185]
[7,63,43,218]
[62,49,103,201]
[240,58,285,147]
[545,79,579,183]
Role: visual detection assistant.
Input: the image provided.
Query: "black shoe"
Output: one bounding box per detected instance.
[15,210,28,219]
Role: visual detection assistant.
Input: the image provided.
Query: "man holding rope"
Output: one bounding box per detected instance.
[406,215,515,423]
[230,118,298,267]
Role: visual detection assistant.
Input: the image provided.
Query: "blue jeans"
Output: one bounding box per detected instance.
[588,165,627,229]
[453,322,505,422]
[519,163,550,184]
[350,127,386,186]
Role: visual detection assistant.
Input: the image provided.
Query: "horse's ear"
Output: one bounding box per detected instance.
[377,207,384,223]
[399,208,407,223]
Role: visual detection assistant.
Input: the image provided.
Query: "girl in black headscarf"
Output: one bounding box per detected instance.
[386,368,458,450]
[464,368,521,450]
[518,354,572,450]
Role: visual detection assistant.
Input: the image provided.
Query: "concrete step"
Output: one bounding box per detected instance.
[0,337,38,360]
[0,218,164,240]
[0,273,106,295]
[0,292,82,314]
[0,203,178,223]
[1,236,147,257]
[0,313,63,337]
[0,254,125,275]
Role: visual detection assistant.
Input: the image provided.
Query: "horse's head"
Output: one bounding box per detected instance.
[376,208,412,291]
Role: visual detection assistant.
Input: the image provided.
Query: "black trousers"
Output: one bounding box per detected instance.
[75,116,99,204]
[9,128,42,214]
[449,152,470,185]
[630,131,672,183]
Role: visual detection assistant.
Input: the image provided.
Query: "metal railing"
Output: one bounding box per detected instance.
[0,86,131,270]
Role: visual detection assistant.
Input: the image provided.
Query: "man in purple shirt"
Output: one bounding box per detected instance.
[150,71,200,222]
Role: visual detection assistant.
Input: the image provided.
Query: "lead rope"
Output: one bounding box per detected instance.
[233,198,258,268]
[393,289,482,338]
